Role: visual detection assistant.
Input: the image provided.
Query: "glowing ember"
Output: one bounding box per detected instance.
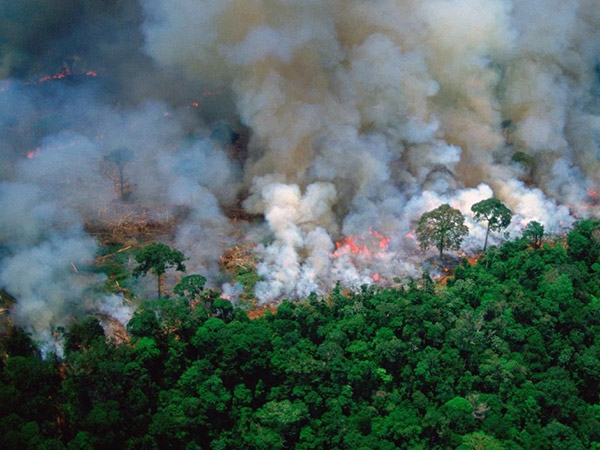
[26,148,41,159]
[185,91,222,108]
[38,69,72,83]
[36,68,98,84]
[373,273,380,281]
[331,227,390,259]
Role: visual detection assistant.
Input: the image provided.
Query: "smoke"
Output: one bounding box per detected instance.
[0,0,598,339]
[0,181,100,356]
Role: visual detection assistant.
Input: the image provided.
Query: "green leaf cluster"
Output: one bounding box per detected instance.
[417,203,469,257]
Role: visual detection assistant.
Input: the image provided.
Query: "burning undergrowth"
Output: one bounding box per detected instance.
[0,0,599,352]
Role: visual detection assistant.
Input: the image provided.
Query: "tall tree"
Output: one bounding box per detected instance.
[174,275,206,300]
[133,243,186,298]
[417,204,468,258]
[105,148,133,200]
[522,221,544,248]
[471,198,512,251]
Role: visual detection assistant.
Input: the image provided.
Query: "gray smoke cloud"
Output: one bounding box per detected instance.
[0,0,599,344]
[139,0,599,301]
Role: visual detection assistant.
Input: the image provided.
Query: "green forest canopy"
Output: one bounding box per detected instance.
[1,220,600,449]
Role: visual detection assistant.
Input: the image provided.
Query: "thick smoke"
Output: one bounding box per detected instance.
[0,0,599,344]
[140,0,598,300]
[0,181,101,356]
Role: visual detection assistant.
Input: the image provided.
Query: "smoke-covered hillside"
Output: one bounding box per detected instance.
[0,0,599,348]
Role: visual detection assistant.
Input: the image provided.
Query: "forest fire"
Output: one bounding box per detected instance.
[38,69,73,83]
[331,228,391,259]
[0,0,598,364]
[0,1,599,446]
[567,188,600,218]
[35,68,98,84]
[586,188,600,210]
[0,67,99,98]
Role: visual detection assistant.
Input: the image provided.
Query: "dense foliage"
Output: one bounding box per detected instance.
[2,221,600,449]
[417,204,469,258]
[471,198,512,251]
[133,243,186,298]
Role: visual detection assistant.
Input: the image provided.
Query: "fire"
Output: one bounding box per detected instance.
[35,68,98,84]
[38,69,72,83]
[373,273,380,282]
[331,227,390,259]
[373,229,391,249]
[26,147,40,159]
[187,90,222,108]
[334,236,370,256]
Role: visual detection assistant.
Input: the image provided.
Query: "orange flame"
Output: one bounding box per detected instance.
[38,69,72,83]
[37,68,98,84]
[187,90,222,109]
[331,227,390,259]
[26,147,40,159]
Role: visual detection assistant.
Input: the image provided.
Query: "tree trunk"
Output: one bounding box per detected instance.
[439,236,444,259]
[119,166,124,199]
[157,274,162,298]
[483,223,490,251]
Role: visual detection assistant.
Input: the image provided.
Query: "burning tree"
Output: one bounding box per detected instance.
[471,198,512,251]
[133,243,186,298]
[417,204,468,258]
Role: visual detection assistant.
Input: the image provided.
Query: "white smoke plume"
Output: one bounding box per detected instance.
[0,0,598,336]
